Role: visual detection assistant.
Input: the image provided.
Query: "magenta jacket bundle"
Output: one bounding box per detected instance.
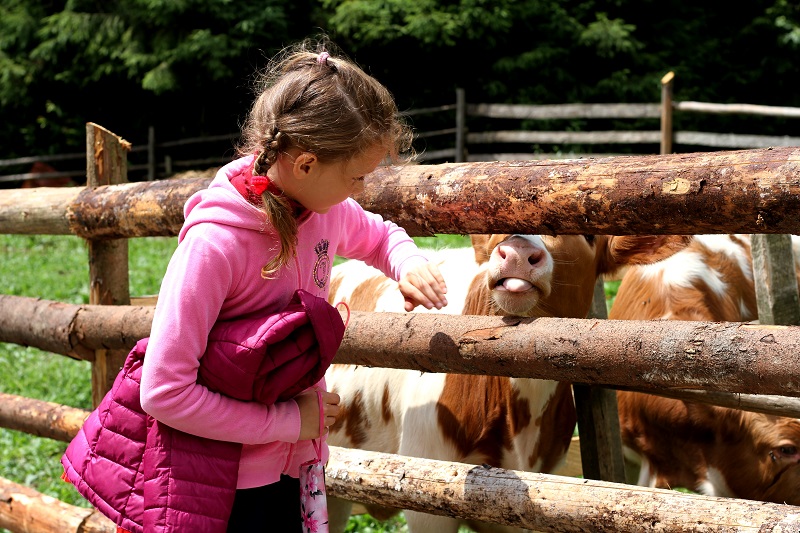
[62,289,344,532]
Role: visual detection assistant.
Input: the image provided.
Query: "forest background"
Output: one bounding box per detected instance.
[1,0,800,175]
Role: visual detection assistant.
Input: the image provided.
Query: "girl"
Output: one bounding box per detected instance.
[139,38,448,531]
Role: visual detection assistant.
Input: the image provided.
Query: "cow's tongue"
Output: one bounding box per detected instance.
[501,278,533,292]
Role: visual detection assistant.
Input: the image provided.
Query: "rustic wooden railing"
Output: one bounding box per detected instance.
[1,129,800,531]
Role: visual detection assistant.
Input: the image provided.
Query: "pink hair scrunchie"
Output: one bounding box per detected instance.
[318,52,330,65]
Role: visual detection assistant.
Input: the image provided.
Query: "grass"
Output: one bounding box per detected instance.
[0,232,474,532]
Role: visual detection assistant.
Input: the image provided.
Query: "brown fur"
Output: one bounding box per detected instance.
[330,387,369,447]
[611,235,800,504]
[610,236,758,322]
[437,374,531,464]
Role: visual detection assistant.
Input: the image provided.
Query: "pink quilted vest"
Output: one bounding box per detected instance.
[61,290,345,533]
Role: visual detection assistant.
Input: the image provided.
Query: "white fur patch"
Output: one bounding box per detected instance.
[700,467,735,498]
[637,239,730,300]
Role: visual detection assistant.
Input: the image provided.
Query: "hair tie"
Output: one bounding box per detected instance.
[318,52,330,66]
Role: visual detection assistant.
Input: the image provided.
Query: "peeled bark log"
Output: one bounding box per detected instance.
[2,147,800,237]
[326,447,800,532]
[0,475,115,533]
[3,295,800,397]
[0,393,88,442]
[336,312,800,397]
[0,295,153,360]
[355,146,800,236]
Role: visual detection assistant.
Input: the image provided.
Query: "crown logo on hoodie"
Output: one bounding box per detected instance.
[313,239,331,289]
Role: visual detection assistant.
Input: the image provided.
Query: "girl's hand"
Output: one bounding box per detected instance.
[296,389,340,440]
[398,263,448,312]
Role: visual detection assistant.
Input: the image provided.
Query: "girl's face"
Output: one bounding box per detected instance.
[274,143,387,214]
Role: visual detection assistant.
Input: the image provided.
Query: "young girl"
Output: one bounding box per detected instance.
[139,39,448,531]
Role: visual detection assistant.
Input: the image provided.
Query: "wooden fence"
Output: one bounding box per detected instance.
[3,72,800,186]
[1,125,800,531]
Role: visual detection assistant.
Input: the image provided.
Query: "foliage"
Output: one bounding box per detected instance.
[3,0,800,162]
[0,0,297,157]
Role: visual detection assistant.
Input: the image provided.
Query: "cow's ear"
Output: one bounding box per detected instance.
[470,235,492,264]
[605,235,691,269]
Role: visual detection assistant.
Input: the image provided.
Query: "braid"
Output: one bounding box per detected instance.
[253,127,283,176]
[260,192,297,279]
[250,123,298,278]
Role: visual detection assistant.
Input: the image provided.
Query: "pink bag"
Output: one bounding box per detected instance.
[300,389,329,533]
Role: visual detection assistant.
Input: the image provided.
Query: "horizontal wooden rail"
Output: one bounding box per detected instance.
[611,387,800,418]
[466,130,800,149]
[2,147,800,237]
[675,101,800,118]
[5,446,796,533]
[3,295,800,397]
[325,447,799,532]
[0,393,88,442]
[467,102,662,120]
[0,476,115,533]
[675,131,800,149]
[467,129,661,145]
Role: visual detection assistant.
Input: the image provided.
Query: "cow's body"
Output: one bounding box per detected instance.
[610,234,800,505]
[327,233,688,533]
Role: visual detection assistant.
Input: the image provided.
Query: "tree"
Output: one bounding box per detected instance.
[0,0,299,159]
[2,0,800,165]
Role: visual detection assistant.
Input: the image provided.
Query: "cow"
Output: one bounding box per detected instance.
[609,234,800,505]
[20,162,77,188]
[325,232,689,533]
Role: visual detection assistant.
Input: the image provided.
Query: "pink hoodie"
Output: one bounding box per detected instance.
[140,155,428,489]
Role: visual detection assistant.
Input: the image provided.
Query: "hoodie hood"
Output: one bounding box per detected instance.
[179,156,270,242]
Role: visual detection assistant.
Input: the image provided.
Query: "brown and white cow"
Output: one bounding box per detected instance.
[326,233,688,533]
[609,234,800,505]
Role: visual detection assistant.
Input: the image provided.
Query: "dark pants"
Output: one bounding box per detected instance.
[226,475,302,532]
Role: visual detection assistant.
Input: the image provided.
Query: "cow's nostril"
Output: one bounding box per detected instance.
[528,250,544,266]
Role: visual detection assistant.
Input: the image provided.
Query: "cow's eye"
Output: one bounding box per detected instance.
[583,235,596,245]
[779,445,798,456]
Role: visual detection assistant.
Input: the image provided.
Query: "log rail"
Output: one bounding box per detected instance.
[1,147,800,238]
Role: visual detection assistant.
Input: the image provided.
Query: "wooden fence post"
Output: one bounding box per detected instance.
[573,279,627,483]
[86,123,132,407]
[455,88,466,163]
[147,125,156,181]
[751,234,800,326]
[660,71,675,155]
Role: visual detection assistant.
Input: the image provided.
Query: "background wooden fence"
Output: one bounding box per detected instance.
[1,126,800,531]
[3,72,800,186]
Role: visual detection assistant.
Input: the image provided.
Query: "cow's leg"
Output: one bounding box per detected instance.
[326,496,353,533]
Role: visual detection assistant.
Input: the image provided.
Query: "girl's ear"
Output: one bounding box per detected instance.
[293,152,317,179]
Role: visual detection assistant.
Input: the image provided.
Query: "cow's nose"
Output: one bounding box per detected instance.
[497,243,546,268]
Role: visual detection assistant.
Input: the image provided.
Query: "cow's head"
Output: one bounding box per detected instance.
[466,234,691,318]
[732,413,800,505]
